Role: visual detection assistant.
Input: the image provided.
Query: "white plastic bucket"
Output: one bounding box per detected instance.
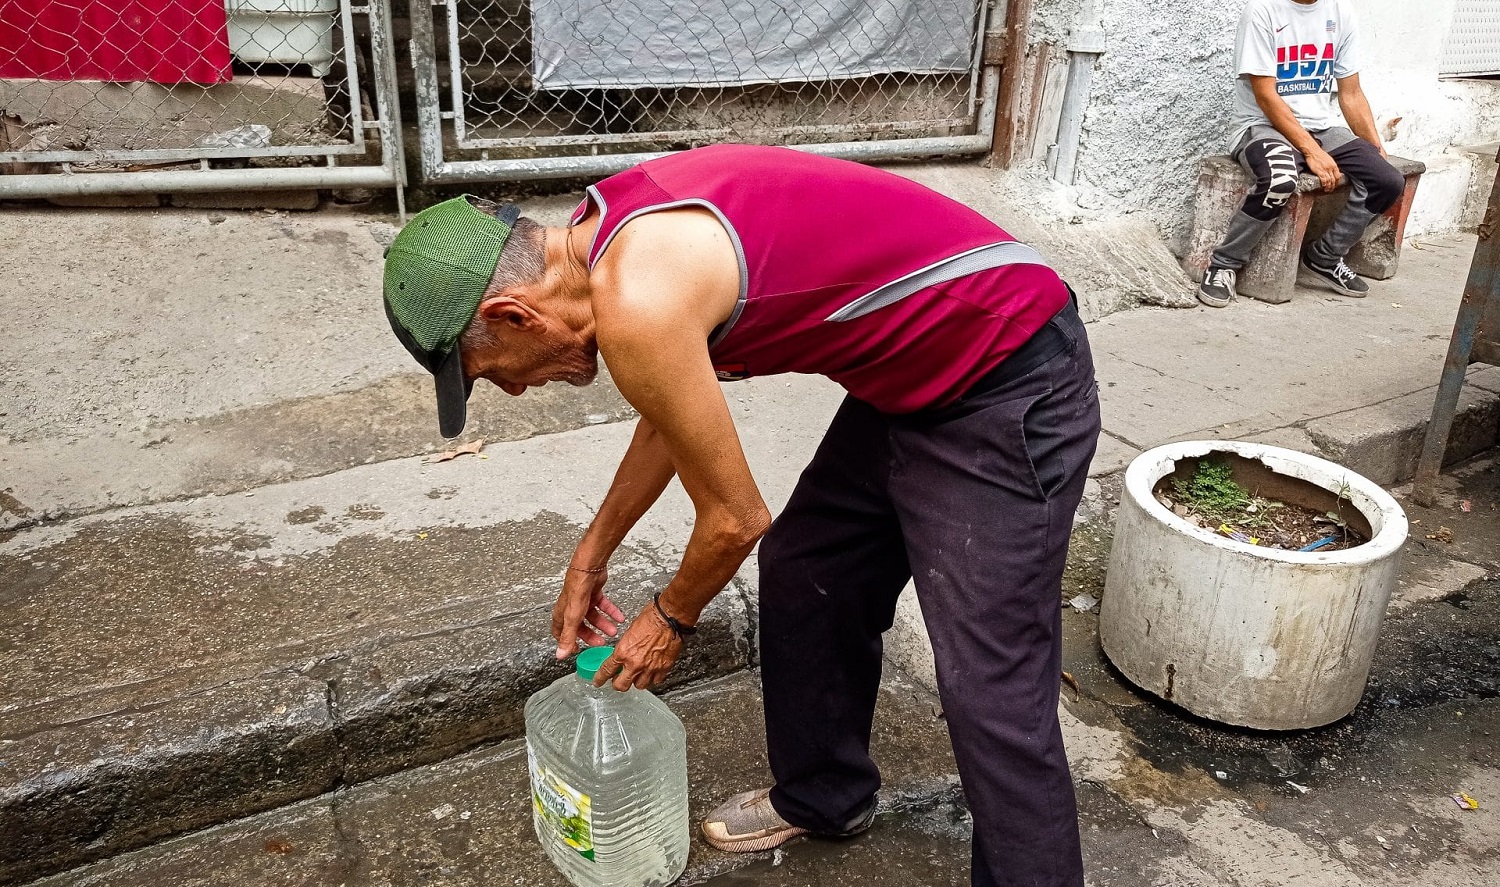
[226,0,341,76]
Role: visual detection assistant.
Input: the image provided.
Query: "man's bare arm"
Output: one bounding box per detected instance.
[588,209,766,689]
[573,419,676,569]
[551,418,676,658]
[1249,74,1341,191]
[1335,74,1386,157]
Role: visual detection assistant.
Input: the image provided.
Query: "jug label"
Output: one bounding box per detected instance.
[528,742,595,861]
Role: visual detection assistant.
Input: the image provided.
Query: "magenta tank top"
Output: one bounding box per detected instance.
[570,145,1069,414]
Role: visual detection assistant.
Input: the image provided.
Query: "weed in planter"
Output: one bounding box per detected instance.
[1162,459,1368,551]
[1170,459,1250,525]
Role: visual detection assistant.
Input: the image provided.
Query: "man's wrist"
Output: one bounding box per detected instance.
[1286,134,1320,156]
[652,593,698,639]
[570,536,617,574]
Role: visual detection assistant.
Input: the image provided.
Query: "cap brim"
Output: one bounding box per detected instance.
[434,342,474,439]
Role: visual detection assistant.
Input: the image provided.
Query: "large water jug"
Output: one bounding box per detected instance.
[525,645,690,887]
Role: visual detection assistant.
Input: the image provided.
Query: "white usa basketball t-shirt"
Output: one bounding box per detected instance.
[1228,0,1361,148]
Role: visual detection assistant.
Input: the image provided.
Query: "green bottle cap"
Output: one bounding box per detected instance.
[576,646,612,682]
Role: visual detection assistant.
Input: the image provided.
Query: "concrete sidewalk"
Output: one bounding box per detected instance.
[2,164,1498,885]
[1083,231,1500,485]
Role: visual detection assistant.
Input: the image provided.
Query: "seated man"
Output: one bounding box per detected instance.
[1199,0,1405,308]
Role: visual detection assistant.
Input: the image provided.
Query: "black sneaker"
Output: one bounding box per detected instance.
[1198,266,1236,308]
[1300,254,1369,297]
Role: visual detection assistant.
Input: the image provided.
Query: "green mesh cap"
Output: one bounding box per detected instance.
[383,196,521,438]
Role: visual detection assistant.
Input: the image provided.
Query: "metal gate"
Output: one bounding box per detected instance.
[410,0,1001,184]
[0,0,404,205]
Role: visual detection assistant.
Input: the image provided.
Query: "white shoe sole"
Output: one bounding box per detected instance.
[701,800,874,853]
[702,821,809,853]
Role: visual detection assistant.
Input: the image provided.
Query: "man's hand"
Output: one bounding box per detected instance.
[1306,147,1342,192]
[1248,74,1340,191]
[552,565,628,659]
[592,603,683,691]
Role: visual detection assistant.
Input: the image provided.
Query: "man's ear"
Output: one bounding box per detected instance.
[475,294,540,331]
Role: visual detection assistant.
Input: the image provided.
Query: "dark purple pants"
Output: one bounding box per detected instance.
[758,301,1098,887]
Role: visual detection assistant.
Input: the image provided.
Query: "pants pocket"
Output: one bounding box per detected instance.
[1021,369,1099,502]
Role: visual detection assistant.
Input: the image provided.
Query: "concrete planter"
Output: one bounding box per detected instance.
[1100,441,1408,730]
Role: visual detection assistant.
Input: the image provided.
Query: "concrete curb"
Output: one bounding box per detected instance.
[0,582,753,885]
[1301,367,1500,487]
[0,372,636,534]
[1207,366,1500,492]
[25,670,963,887]
[1114,370,1500,492]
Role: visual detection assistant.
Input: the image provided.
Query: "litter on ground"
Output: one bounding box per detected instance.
[426,439,486,463]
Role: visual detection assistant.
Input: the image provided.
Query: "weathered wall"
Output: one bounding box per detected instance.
[1352,0,1500,235]
[1078,3,1239,249]
[1030,0,1500,252]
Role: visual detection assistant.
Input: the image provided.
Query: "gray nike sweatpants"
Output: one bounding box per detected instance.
[1210,125,1405,272]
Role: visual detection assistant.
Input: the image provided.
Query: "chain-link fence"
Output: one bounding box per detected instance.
[0,0,403,201]
[411,0,1001,183]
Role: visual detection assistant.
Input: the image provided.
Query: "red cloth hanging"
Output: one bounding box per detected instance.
[0,0,232,83]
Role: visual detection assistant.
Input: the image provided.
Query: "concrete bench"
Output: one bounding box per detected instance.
[1183,154,1425,303]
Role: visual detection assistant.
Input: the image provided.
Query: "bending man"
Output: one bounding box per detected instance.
[382,145,1100,887]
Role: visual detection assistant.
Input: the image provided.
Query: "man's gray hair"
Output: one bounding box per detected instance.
[461,197,546,350]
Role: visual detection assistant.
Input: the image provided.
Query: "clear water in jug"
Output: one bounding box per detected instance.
[525,645,690,887]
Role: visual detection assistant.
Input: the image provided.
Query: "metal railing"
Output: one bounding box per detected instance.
[410,0,1001,184]
[2,0,1000,198]
[0,0,404,205]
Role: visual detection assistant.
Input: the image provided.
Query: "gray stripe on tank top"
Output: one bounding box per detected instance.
[581,190,750,349]
[824,241,1051,323]
[581,185,609,262]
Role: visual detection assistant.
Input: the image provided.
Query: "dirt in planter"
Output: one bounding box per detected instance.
[1157,458,1369,552]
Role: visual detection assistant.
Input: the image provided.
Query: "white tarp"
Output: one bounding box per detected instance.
[530,0,977,90]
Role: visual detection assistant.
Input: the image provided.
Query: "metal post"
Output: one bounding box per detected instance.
[1050,17,1105,185]
[1412,153,1500,506]
[418,130,1000,184]
[0,165,396,198]
[371,0,408,218]
[410,0,447,183]
[989,0,1033,168]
